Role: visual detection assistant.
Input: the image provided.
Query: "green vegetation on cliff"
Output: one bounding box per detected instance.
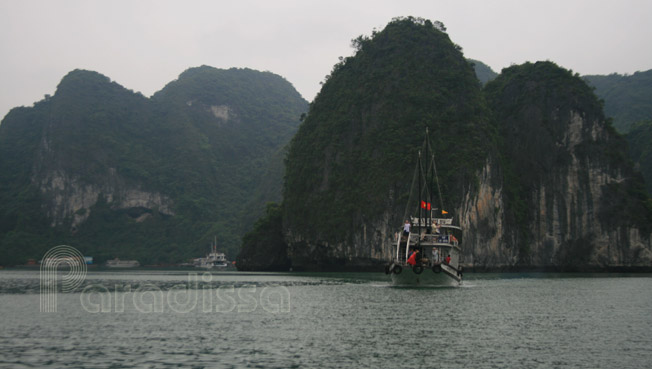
[236,202,290,271]
[0,67,307,265]
[626,121,652,196]
[282,17,494,255]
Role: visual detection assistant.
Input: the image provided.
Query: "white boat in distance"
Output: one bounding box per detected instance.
[385,129,464,286]
[194,237,228,269]
[106,258,140,268]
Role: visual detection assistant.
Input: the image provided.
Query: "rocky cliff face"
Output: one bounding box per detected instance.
[459,113,652,270]
[458,161,507,267]
[36,168,174,228]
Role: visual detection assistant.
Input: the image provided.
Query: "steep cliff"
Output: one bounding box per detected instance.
[281,17,494,270]
[480,62,652,270]
[0,67,307,265]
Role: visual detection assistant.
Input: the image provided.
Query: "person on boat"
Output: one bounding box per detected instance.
[407,250,419,266]
[445,255,451,265]
[432,247,439,263]
[433,220,440,234]
[403,220,411,236]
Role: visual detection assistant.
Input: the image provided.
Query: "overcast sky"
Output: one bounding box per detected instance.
[1,0,651,121]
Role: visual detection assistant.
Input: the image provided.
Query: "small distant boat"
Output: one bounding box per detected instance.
[385,129,464,286]
[106,258,140,268]
[194,237,228,269]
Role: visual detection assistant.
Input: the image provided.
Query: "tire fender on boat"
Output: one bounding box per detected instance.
[392,265,403,275]
[413,265,424,274]
[432,265,442,274]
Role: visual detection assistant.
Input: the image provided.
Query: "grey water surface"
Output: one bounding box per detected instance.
[0,270,650,368]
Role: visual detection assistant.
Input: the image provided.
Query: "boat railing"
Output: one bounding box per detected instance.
[417,233,459,246]
[395,230,415,263]
[409,216,460,230]
[395,230,403,262]
[394,222,459,265]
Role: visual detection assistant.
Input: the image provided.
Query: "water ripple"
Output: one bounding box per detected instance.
[1,271,651,368]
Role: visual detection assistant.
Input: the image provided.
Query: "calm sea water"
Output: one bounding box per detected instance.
[0,270,651,368]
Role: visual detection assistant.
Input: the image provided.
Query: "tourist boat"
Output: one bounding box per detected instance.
[385,129,464,286]
[194,237,228,269]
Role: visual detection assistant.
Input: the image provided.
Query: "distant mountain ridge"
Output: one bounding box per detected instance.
[583,70,652,133]
[0,66,307,265]
[469,63,652,137]
[469,59,498,85]
[583,71,652,197]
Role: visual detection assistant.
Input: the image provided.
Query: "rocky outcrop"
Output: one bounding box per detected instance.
[37,168,174,228]
[461,62,652,270]
[278,17,495,271]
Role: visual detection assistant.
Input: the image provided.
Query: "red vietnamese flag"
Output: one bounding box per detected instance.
[421,201,431,210]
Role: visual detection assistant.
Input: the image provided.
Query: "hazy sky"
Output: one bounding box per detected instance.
[1,0,651,120]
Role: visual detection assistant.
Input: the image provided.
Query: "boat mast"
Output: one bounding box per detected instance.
[432,145,444,217]
[425,127,431,229]
[417,150,422,245]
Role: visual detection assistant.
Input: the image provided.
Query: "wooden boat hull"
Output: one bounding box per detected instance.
[389,263,461,287]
